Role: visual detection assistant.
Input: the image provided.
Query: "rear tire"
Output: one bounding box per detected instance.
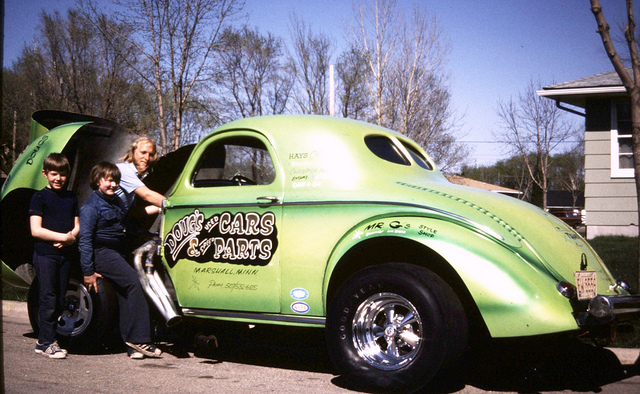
[326,263,468,392]
[28,276,118,351]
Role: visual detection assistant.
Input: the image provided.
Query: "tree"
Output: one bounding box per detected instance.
[87,0,243,153]
[590,0,640,289]
[288,14,333,115]
[347,0,466,172]
[495,78,579,209]
[40,9,155,131]
[547,141,585,208]
[335,46,371,119]
[215,26,292,119]
[2,8,157,169]
[462,155,534,201]
[349,0,398,126]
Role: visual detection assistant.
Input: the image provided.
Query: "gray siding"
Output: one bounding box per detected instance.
[584,98,638,238]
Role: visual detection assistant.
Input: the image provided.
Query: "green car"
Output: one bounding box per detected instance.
[2,111,639,391]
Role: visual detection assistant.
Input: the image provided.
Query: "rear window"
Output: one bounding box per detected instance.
[365,136,410,166]
[402,142,433,170]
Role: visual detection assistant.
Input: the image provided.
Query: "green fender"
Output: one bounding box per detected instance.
[323,213,578,338]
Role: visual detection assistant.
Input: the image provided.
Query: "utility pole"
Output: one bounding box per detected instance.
[330,64,335,116]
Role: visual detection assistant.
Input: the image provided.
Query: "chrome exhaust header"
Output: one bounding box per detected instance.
[133,240,182,327]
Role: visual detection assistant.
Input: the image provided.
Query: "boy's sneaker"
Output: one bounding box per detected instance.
[127,346,144,359]
[35,341,67,359]
[125,342,162,358]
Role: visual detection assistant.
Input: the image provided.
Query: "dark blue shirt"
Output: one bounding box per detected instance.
[29,187,79,257]
[78,190,127,276]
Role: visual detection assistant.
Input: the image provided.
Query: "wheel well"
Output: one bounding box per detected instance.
[327,237,490,342]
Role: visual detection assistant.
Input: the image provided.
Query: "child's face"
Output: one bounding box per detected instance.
[97,176,119,196]
[42,170,68,190]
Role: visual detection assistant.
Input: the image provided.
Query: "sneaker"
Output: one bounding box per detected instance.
[125,342,162,358]
[35,341,67,359]
[127,346,144,359]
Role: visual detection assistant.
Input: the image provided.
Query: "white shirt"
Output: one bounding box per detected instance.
[115,161,144,212]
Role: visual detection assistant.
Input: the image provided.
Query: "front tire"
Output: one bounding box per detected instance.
[326,263,468,392]
[28,277,118,351]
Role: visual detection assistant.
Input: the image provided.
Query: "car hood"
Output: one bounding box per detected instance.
[394,178,617,294]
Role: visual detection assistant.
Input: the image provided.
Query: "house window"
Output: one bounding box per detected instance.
[611,102,634,178]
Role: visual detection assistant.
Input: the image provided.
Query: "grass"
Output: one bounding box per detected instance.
[588,235,639,348]
[588,235,639,294]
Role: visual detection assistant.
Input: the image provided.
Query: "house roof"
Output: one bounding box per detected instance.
[444,174,522,196]
[537,69,628,108]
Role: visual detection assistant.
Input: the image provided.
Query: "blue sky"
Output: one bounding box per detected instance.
[2,1,630,167]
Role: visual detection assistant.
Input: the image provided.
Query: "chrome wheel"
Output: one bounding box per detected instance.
[327,263,468,391]
[352,292,423,371]
[58,278,93,336]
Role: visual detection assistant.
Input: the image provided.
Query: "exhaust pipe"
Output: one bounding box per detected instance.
[133,240,182,327]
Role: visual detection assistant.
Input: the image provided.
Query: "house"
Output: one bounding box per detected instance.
[444,174,522,197]
[538,70,637,239]
[546,190,584,212]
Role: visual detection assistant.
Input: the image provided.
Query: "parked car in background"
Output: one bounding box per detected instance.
[550,209,583,229]
[2,111,639,392]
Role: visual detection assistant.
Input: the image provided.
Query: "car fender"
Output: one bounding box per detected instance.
[323,213,578,338]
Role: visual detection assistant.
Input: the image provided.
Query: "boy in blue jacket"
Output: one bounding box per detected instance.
[78,162,162,359]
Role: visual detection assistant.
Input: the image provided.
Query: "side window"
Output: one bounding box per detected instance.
[192,136,276,187]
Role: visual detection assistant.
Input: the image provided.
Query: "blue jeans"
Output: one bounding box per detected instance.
[33,253,71,345]
[94,246,152,343]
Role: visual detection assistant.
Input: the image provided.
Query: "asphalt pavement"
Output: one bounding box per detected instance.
[3,300,640,393]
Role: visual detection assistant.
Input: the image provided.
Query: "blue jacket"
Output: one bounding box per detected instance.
[78,190,127,276]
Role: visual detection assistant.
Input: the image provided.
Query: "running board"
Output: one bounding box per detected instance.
[182,308,326,327]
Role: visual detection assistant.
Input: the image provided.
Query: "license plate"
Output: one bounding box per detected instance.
[574,271,597,300]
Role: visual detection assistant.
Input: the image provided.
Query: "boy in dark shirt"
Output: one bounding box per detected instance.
[78,162,162,359]
[29,153,79,359]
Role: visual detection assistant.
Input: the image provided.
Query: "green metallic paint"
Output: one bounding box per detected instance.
[1,122,90,287]
[159,115,616,336]
[2,113,624,339]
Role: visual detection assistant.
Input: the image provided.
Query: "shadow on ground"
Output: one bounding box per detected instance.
[26,320,639,393]
[460,337,638,393]
[173,323,640,393]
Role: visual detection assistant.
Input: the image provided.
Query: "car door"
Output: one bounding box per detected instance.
[161,131,283,313]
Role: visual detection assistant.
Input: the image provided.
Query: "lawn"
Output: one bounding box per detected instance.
[588,236,639,293]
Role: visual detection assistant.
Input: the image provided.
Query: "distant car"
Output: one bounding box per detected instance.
[2,111,639,392]
[550,209,583,229]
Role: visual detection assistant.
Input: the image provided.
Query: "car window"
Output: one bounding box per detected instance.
[365,136,410,166]
[192,136,276,187]
[401,141,433,170]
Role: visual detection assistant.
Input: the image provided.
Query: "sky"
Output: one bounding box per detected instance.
[2,0,632,168]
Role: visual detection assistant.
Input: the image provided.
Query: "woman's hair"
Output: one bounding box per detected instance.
[90,162,121,190]
[120,137,158,163]
[43,153,71,175]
